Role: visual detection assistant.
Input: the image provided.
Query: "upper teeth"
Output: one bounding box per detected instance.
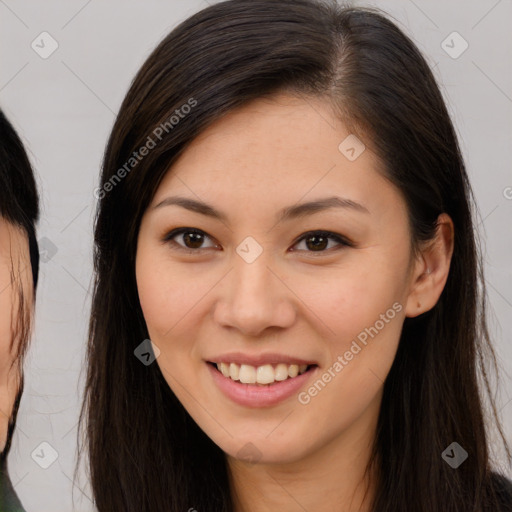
[216,362,309,385]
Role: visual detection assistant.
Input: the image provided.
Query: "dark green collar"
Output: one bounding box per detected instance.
[0,466,25,512]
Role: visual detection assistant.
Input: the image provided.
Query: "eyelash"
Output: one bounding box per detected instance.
[162,228,353,256]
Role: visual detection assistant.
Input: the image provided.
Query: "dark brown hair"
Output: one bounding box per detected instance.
[80,1,512,510]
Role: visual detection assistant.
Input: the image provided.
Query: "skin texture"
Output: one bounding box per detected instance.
[135,93,454,512]
[0,217,32,454]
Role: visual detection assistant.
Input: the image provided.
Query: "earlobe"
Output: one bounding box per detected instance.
[405,213,454,318]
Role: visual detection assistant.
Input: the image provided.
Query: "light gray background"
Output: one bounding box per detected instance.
[1,0,511,510]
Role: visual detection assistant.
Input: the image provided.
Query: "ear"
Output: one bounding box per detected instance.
[405,213,454,318]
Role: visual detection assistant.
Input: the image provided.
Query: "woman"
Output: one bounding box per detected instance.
[0,110,40,511]
[81,1,512,510]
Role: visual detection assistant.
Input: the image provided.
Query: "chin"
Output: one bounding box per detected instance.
[209,429,310,465]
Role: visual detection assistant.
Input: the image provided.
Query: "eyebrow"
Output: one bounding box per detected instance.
[152,195,370,223]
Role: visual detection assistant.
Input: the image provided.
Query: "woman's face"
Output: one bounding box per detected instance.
[0,217,32,453]
[136,92,424,464]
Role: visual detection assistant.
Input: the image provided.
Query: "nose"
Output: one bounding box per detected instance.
[213,255,296,337]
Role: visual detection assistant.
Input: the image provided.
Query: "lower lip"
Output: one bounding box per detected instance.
[207,362,318,408]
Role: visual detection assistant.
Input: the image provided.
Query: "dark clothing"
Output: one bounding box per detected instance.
[493,472,512,511]
[0,461,25,512]
[0,461,509,511]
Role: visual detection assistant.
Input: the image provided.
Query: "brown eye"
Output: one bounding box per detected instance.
[291,231,352,254]
[163,228,218,252]
[163,228,352,255]
[181,231,205,249]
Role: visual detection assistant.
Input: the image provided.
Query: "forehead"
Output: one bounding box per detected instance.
[150,93,401,222]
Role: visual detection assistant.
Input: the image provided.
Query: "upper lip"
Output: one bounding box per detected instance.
[206,352,317,367]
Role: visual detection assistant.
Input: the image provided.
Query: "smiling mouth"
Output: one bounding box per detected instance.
[207,361,317,386]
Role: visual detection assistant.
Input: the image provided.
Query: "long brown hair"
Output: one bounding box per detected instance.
[80,1,511,510]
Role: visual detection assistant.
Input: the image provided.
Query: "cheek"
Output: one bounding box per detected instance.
[136,243,179,333]
[0,269,12,350]
[135,247,209,352]
[294,263,405,346]
[0,258,30,369]
[291,263,405,410]
[0,252,14,353]
[137,276,174,344]
[0,265,28,453]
